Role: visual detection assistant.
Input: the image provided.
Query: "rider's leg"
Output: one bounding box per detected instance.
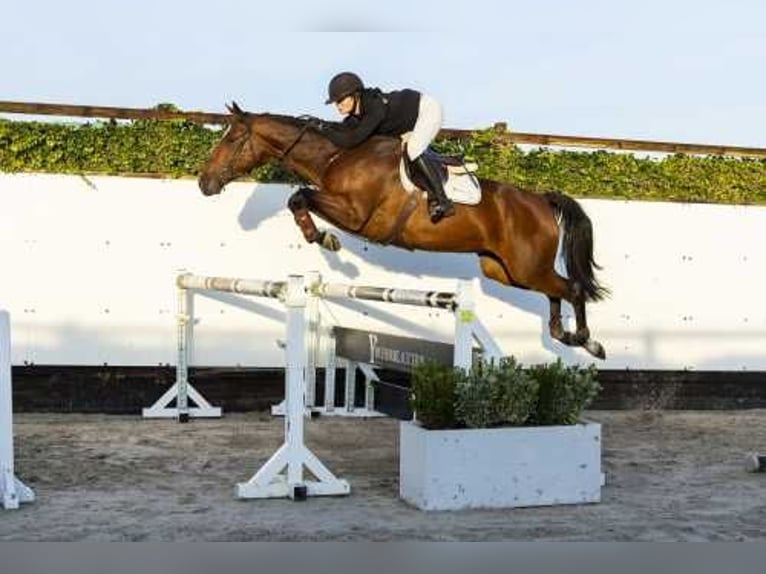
[411,155,455,223]
[407,94,455,223]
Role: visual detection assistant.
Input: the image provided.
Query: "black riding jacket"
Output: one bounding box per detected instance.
[322,88,421,148]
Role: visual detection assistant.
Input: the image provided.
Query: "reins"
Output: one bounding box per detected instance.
[276,117,314,161]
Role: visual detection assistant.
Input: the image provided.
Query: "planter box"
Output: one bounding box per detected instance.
[399,420,603,511]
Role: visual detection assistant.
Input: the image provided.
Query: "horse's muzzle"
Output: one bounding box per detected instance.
[198,174,222,196]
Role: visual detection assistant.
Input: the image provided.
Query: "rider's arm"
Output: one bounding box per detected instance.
[320,97,386,148]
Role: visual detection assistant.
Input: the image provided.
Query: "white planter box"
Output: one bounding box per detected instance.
[399,420,603,511]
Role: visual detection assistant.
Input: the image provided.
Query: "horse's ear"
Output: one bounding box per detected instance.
[227,101,246,117]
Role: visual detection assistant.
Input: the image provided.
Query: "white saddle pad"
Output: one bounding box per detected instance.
[399,159,482,205]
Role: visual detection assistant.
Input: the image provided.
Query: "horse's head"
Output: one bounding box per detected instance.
[198,102,270,196]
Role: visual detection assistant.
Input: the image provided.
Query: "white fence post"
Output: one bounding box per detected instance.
[0,310,34,510]
[453,279,475,370]
[305,271,321,409]
[455,278,504,368]
[176,281,192,422]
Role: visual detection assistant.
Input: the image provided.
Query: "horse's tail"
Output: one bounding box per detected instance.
[545,191,609,302]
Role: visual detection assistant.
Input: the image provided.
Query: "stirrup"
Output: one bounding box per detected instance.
[428,200,455,224]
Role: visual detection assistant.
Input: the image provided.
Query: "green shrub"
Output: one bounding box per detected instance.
[528,359,601,425]
[455,357,538,428]
[408,361,460,430]
[409,357,601,430]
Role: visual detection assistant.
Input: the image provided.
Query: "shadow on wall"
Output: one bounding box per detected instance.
[237,185,293,232]
[236,185,575,359]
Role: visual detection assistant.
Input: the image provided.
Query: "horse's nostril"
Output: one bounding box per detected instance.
[198,175,216,196]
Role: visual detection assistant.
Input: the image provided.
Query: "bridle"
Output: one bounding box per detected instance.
[276,115,345,176]
[217,121,255,184]
[276,116,315,161]
[219,114,340,183]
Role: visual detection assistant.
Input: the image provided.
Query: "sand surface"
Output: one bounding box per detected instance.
[2,410,765,541]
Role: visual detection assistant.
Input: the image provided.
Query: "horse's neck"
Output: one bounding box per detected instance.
[257,118,338,185]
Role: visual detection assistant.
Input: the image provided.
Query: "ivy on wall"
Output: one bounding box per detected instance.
[1,119,764,204]
[436,127,766,204]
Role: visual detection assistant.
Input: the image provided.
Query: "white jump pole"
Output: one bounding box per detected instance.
[0,310,34,510]
[237,275,350,500]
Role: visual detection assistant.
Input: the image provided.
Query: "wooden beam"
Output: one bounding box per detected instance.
[0,100,228,125]
[438,127,766,159]
[2,100,765,158]
[505,131,766,159]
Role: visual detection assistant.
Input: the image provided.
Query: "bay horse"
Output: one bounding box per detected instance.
[198,102,608,358]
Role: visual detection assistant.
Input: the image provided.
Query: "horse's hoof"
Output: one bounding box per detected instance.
[584,339,606,360]
[319,231,341,252]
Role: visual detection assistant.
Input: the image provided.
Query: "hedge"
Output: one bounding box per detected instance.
[1,118,764,204]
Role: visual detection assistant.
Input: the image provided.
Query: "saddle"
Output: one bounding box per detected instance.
[400,147,481,205]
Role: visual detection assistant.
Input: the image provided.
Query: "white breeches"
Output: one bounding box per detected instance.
[405,94,443,160]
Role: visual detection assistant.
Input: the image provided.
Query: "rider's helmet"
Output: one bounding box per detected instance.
[325,72,364,104]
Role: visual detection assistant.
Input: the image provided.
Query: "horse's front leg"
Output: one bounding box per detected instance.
[287,187,340,251]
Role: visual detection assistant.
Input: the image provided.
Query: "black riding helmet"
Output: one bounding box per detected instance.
[325,72,364,104]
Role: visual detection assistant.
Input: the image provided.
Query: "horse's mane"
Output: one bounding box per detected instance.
[251,111,400,156]
[258,112,319,128]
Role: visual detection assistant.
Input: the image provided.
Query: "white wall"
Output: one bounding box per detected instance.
[1,173,764,371]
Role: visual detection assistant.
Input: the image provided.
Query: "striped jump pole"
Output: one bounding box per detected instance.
[0,310,34,510]
[314,282,457,310]
[178,275,287,299]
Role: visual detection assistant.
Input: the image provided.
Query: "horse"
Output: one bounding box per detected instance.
[198,102,608,358]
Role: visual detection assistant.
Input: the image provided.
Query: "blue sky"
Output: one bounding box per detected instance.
[2,0,764,147]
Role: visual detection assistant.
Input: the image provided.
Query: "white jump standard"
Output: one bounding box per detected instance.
[142,278,222,421]
[1,310,35,510]
[176,273,349,500]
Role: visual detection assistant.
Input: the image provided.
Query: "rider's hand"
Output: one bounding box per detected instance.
[307,118,327,131]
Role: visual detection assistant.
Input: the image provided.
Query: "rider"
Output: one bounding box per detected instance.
[317,72,455,224]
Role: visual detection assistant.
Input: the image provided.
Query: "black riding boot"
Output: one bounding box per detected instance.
[412,155,455,223]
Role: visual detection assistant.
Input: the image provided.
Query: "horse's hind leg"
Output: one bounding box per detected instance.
[480,254,587,344]
[523,267,604,359]
[545,275,605,359]
[479,255,606,359]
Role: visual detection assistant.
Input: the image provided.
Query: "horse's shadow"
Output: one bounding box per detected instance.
[237,185,291,230]
[238,186,582,361]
